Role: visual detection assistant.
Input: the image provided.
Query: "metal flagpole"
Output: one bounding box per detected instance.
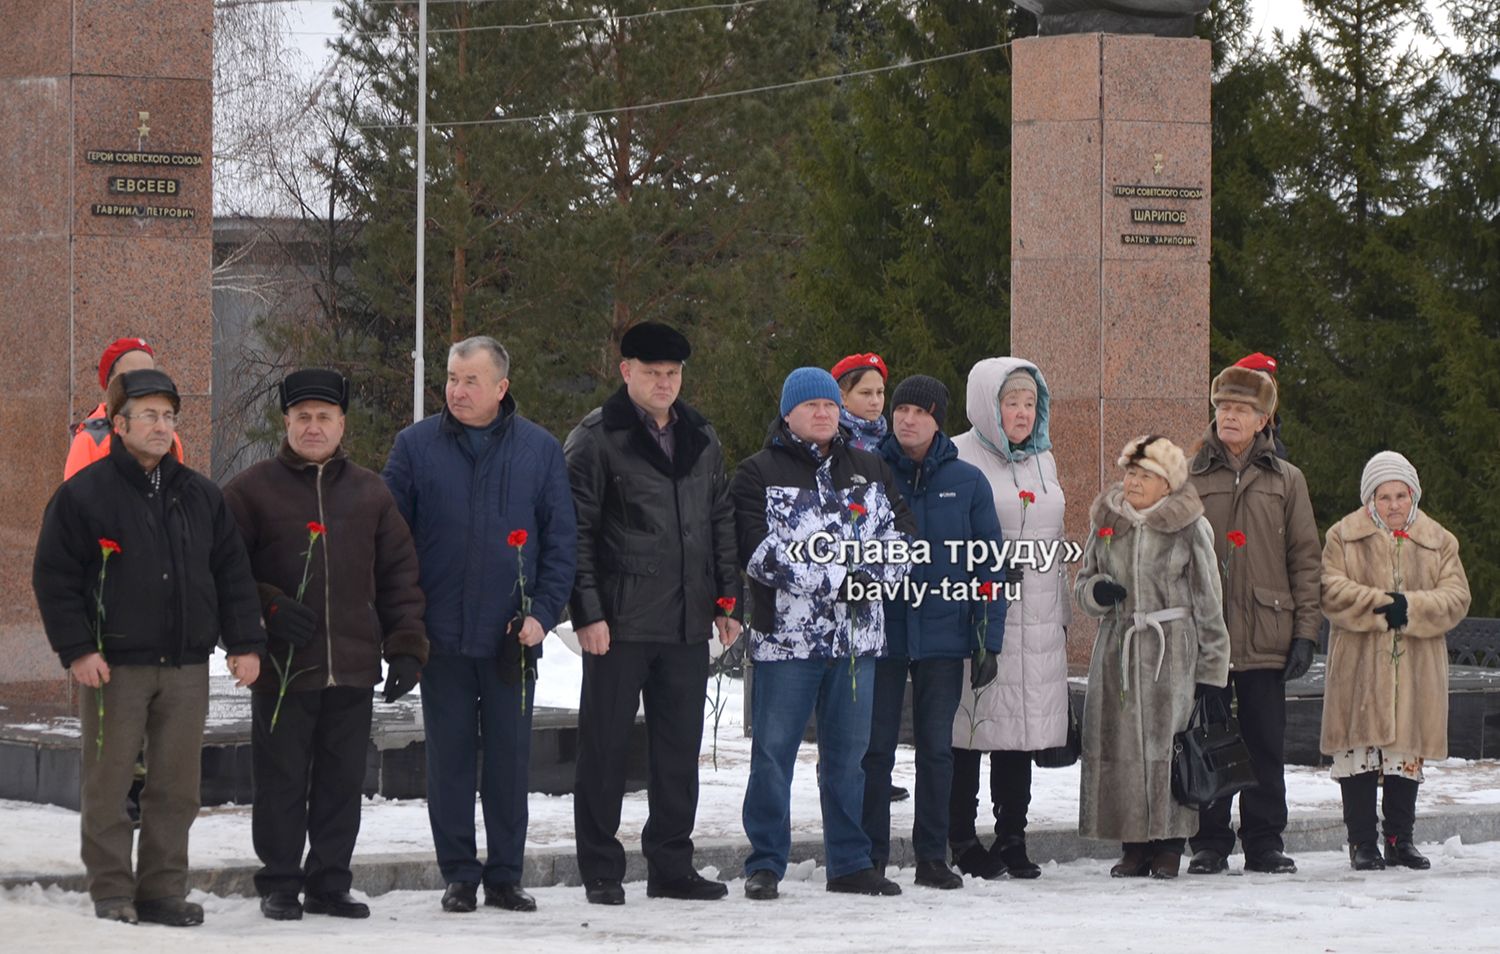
[413,0,428,423]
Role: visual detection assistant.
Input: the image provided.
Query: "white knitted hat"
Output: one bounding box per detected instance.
[1360,451,1421,507]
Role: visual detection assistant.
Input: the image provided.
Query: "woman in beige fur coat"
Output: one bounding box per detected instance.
[1074,436,1230,879]
[1320,451,1471,871]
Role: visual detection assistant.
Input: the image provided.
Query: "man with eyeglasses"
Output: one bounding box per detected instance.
[33,369,265,927]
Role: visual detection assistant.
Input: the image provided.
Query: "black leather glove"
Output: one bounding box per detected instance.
[265,595,317,648]
[1004,564,1024,585]
[382,655,421,703]
[1092,580,1127,606]
[971,649,999,690]
[1375,592,1409,630]
[1281,638,1316,684]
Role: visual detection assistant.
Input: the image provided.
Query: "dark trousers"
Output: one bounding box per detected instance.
[574,640,710,884]
[251,686,374,896]
[421,653,534,886]
[1341,772,1421,845]
[948,747,1032,846]
[861,656,964,867]
[1191,668,1287,856]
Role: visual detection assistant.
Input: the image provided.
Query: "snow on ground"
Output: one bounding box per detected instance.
[6,632,1500,950]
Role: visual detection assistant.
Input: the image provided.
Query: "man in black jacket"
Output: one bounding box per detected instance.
[33,369,264,927]
[223,370,428,922]
[564,322,741,905]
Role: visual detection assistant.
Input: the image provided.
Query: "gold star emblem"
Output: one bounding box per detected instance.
[1152,152,1164,176]
[136,111,151,141]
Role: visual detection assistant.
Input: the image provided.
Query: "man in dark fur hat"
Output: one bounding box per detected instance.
[564,322,742,905]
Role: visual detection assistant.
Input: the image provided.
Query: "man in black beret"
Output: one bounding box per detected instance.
[223,369,428,921]
[564,322,741,904]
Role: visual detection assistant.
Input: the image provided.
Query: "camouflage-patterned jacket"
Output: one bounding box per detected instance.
[729,421,916,663]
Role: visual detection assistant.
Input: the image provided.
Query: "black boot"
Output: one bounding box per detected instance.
[951,840,1004,879]
[1110,843,1152,878]
[1339,770,1381,866]
[994,836,1041,879]
[1381,775,1430,869]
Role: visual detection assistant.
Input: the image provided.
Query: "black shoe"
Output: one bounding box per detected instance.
[1383,837,1430,870]
[995,838,1041,879]
[744,870,779,901]
[1244,849,1297,874]
[303,890,369,919]
[1187,848,1229,875]
[135,898,204,927]
[259,891,303,921]
[441,882,478,913]
[93,897,138,924]
[584,878,625,905]
[1350,843,1387,871]
[647,871,728,901]
[914,860,963,890]
[484,882,537,912]
[952,842,1005,880]
[826,867,902,896]
[889,785,910,802]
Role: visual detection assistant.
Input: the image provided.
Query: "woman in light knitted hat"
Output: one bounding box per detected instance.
[947,357,1070,880]
[1075,435,1230,880]
[1319,451,1471,871]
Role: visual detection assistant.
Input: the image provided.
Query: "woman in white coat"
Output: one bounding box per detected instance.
[948,357,1070,879]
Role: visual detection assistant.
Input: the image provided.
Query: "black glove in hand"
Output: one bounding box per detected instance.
[1194,682,1219,700]
[1004,564,1024,585]
[498,612,535,685]
[1281,638,1316,684]
[265,595,317,648]
[1375,592,1409,630]
[383,654,421,703]
[971,649,999,690]
[1092,580,1127,607]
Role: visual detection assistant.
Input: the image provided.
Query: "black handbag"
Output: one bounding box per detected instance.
[1032,696,1081,769]
[1170,696,1257,810]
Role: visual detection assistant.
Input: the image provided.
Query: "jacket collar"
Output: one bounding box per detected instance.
[1092,481,1205,535]
[767,418,845,467]
[107,427,184,493]
[599,386,711,478]
[1334,507,1445,550]
[879,430,956,485]
[440,392,516,437]
[275,437,348,474]
[1190,425,1278,476]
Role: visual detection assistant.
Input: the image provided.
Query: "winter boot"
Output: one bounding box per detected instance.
[1110,843,1152,878]
[1381,775,1430,869]
[1149,841,1183,880]
[1349,843,1386,871]
[951,840,1004,880]
[914,860,964,890]
[994,836,1041,879]
[1340,771,1381,857]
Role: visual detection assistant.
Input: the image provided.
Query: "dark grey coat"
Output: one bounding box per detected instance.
[1074,483,1230,842]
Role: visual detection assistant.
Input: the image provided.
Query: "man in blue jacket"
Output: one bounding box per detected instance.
[863,375,1005,890]
[383,336,577,914]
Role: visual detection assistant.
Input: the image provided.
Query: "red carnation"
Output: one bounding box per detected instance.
[507,529,528,548]
[1393,529,1410,540]
[307,521,327,536]
[848,502,867,518]
[976,580,999,601]
[1098,527,1114,538]
[1018,490,1036,506]
[98,538,121,555]
[716,597,737,614]
[1227,530,1247,548]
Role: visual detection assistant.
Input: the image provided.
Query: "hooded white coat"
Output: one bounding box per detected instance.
[951,357,1072,752]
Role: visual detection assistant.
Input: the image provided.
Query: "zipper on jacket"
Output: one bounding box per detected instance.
[317,462,336,687]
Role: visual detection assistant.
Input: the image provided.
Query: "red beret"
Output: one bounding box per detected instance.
[1233,351,1278,376]
[830,352,887,383]
[98,337,154,390]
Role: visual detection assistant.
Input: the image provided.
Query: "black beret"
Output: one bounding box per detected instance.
[279,369,350,413]
[620,322,691,363]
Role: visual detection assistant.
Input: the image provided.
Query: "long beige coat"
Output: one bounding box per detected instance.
[1075,484,1230,842]
[1319,509,1471,759]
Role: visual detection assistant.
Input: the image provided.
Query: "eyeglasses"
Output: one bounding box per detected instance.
[123,411,179,427]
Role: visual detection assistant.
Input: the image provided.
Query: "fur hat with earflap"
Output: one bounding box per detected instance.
[1210,365,1278,417]
[1117,435,1189,492]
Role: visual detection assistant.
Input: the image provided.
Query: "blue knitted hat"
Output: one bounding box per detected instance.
[779,367,843,417]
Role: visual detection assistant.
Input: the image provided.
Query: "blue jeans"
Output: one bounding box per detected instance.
[861,656,965,866]
[743,656,875,880]
[420,653,534,886]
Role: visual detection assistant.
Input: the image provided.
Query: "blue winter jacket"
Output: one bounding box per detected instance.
[383,395,578,658]
[879,431,1006,660]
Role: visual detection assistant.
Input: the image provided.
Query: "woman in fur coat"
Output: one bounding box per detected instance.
[1320,451,1470,871]
[1074,436,1230,879]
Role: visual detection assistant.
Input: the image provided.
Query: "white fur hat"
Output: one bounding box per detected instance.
[1118,435,1189,491]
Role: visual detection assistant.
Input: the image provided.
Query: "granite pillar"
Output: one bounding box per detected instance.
[1009,33,1211,668]
[0,0,213,709]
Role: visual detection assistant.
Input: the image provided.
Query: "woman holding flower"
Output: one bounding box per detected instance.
[1320,451,1470,871]
[947,357,1070,880]
[1075,436,1230,880]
